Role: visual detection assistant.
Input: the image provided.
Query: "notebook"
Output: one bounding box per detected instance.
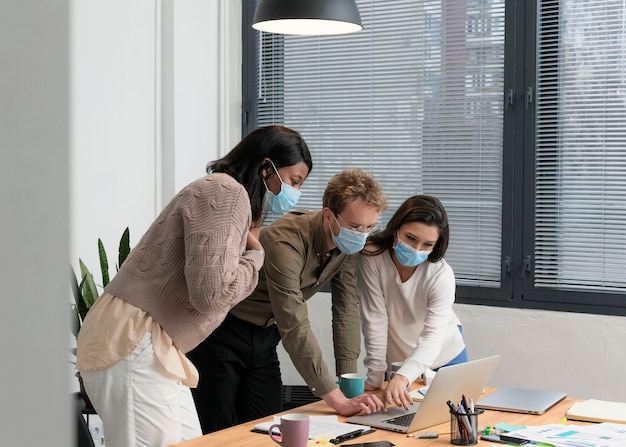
[345,355,500,433]
[564,399,626,424]
[476,387,567,415]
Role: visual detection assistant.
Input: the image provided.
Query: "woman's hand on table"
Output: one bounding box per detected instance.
[382,374,413,410]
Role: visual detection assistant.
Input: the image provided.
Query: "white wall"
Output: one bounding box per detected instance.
[457,305,626,401]
[1,0,71,445]
[70,0,159,274]
[70,0,241,282]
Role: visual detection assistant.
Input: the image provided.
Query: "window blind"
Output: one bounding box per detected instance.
[254,0,506,287]
[535,0,626,293]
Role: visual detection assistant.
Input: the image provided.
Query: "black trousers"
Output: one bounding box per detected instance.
[187,314,283,434]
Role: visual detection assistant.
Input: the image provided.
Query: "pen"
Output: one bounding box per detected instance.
[499,434,530,445]
[329,429,375,445]
[457,403,473,443]
[461,394,469,411]
[469,398,477,441]
[481,434,530,445]
[448,399,464,440]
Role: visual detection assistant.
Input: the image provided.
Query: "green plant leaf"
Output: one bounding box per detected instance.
[118,226,130,270]
[71,265,88,326]
[70,227,130,344]
[79,258,99,309]
[98,238,110,287]
[70,266,83,337]
[70,304,80,338]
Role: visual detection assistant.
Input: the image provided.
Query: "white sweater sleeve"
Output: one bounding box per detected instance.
[358,251,463,387]
[357,253,389,389]
[397,262,459,384]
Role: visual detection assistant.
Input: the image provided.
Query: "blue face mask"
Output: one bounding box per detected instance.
[331,214,369,255]
[394,237,432,267]
[264,161,301,214]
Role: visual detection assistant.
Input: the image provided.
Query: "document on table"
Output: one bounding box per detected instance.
[508,422,626,447]
[409,386,428,401]
[254,415,370,439]
[565,399,626,424]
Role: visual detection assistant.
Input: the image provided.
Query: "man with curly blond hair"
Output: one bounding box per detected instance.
[189,168,388,433]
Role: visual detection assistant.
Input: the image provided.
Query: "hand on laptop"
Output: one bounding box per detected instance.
[322,388,386,416]
[382,374,414,410]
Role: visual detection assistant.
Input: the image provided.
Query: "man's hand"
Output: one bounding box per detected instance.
[322,388,386,416]
[382,374,413,410]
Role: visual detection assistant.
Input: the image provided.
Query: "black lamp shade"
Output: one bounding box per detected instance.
[252,0,363,36]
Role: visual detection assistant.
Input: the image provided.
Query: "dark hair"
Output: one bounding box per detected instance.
[207,125,313,224]
[364,195,449,262]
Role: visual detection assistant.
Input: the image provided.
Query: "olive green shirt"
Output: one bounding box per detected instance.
[230,210,361,397]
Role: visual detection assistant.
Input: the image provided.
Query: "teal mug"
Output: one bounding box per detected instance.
[339,373,365,398]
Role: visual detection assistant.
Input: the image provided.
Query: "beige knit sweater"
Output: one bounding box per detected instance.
[105,173,264,353]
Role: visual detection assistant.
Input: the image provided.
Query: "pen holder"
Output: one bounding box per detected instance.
[449,408,483,446]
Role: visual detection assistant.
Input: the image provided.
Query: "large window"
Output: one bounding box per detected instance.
[242,0,626,316]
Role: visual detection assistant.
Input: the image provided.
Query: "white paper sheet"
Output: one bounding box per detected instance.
[254,415,370,439]
[508,422,626,447]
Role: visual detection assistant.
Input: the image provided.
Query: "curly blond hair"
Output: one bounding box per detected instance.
[323,168,388,213]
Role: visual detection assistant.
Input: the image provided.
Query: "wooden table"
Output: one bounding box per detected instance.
[169,387,588,447]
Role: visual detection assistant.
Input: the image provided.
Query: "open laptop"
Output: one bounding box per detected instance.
[345,355,500,433]
[476,387,567,415]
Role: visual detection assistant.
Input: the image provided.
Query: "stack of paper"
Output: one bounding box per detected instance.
[565,399,626,424]
[510,423,626,447]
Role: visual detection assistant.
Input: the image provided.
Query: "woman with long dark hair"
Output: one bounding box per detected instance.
[76,125,312,447]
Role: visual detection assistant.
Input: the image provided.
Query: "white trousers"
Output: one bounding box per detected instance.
[80,333,202,447]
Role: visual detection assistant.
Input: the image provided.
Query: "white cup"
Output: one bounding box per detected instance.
[388,361,404,381]
[390,361,404,372]
[388,362,411,390]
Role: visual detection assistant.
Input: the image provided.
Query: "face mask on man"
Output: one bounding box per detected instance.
[331,213,369,255]
[393,236,432,267]
[263,160,301,214]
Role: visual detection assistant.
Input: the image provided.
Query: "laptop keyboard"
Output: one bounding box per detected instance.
[382,412,415,426]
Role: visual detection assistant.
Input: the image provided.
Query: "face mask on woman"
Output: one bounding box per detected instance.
[394,236,432,267]
[331,214,369,255]
[264,160,301,214]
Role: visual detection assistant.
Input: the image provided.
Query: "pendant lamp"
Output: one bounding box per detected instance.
[252,0,363,36]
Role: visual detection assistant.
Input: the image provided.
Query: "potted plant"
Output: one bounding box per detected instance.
[71,227,131,408]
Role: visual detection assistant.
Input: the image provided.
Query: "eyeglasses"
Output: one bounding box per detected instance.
[333,212,382,234]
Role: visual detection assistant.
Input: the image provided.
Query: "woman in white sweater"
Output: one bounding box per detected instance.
[357,195,467,410]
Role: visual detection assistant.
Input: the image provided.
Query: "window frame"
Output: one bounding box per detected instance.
[241,0,626,317]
